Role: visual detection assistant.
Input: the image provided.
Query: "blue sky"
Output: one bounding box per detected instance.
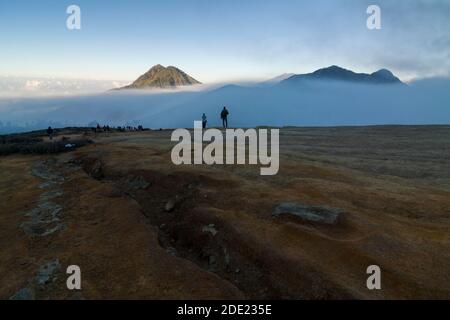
[0,0,449,83]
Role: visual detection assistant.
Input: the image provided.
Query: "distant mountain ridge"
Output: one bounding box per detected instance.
[115,64,402,91]
[117,64,201,90]
[282,66,403,85]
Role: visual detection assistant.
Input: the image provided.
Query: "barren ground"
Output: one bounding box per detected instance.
[1,125,449,299]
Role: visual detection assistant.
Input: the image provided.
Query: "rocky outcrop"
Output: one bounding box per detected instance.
[273,202,342,225]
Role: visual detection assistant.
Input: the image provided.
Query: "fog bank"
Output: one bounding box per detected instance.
[0,78,449,134]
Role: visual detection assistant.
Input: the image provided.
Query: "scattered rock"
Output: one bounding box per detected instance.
[10,258,61,300]
[272,202,342,225]
[202,224,218,236]
[89,160,104,180]
[166,247,178,256]
[40,190,63,202]
[165,199,176,212]
[10,287,35,300]
[126,175,150,190]
[164,196,182,212]
[31,160,65,184]
[36,259,61,285]
[23,160,65,237]
[69,292,85,300]
[224,247,231,266]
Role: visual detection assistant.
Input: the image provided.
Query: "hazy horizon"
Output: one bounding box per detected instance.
[0,0,449,132]
[1,0,450,97]
[1,76,449,134]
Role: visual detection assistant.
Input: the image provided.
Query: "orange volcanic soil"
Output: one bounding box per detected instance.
[1,126,449,299]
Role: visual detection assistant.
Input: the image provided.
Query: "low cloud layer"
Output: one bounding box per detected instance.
[1,77,449,134]
[0,77,129,98]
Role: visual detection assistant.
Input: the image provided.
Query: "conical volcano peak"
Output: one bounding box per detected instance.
[118,64,201,90]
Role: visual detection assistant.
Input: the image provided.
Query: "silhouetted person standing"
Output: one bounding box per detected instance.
[202,113,207,129]
[221,107,229,128]
[47,126,54,140]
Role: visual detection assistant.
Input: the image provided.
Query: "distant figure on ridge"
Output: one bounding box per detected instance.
[202,113,207,129]
[221,107,229,129]
[47,126,54,141]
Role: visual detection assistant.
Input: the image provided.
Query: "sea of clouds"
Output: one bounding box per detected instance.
[0,77,449,134]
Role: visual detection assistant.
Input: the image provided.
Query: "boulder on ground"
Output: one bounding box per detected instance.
[202,224,218,236]
[126,175,150,190]
[273,202,342,225]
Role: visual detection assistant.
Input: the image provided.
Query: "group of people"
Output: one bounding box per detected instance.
[45,108,231,140]
[96,124,111,132]
[93,124,145,133]
[202,106,230,129]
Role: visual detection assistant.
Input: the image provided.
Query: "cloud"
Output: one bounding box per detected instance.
[25,80,42,90]
[0,77,129,98]
[1,76,449,134]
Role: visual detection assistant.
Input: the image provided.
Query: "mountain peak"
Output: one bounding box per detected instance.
[371,69,399,82]
[118,64,201,90]
[282,66,403,85]
[310,66,355,78]
[150,64,164,70]
[324,65,346,71]
[373,68,393,75]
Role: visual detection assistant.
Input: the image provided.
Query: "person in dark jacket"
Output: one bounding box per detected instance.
[47,126,54,140]
[202,113,207,129]
[220,107,229,128]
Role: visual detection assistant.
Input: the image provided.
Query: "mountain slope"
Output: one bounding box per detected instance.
[282,66,403,85]
[118,64,201,90]
[259,73,295,86]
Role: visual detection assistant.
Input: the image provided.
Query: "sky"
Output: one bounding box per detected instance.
[0,0,449,87]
